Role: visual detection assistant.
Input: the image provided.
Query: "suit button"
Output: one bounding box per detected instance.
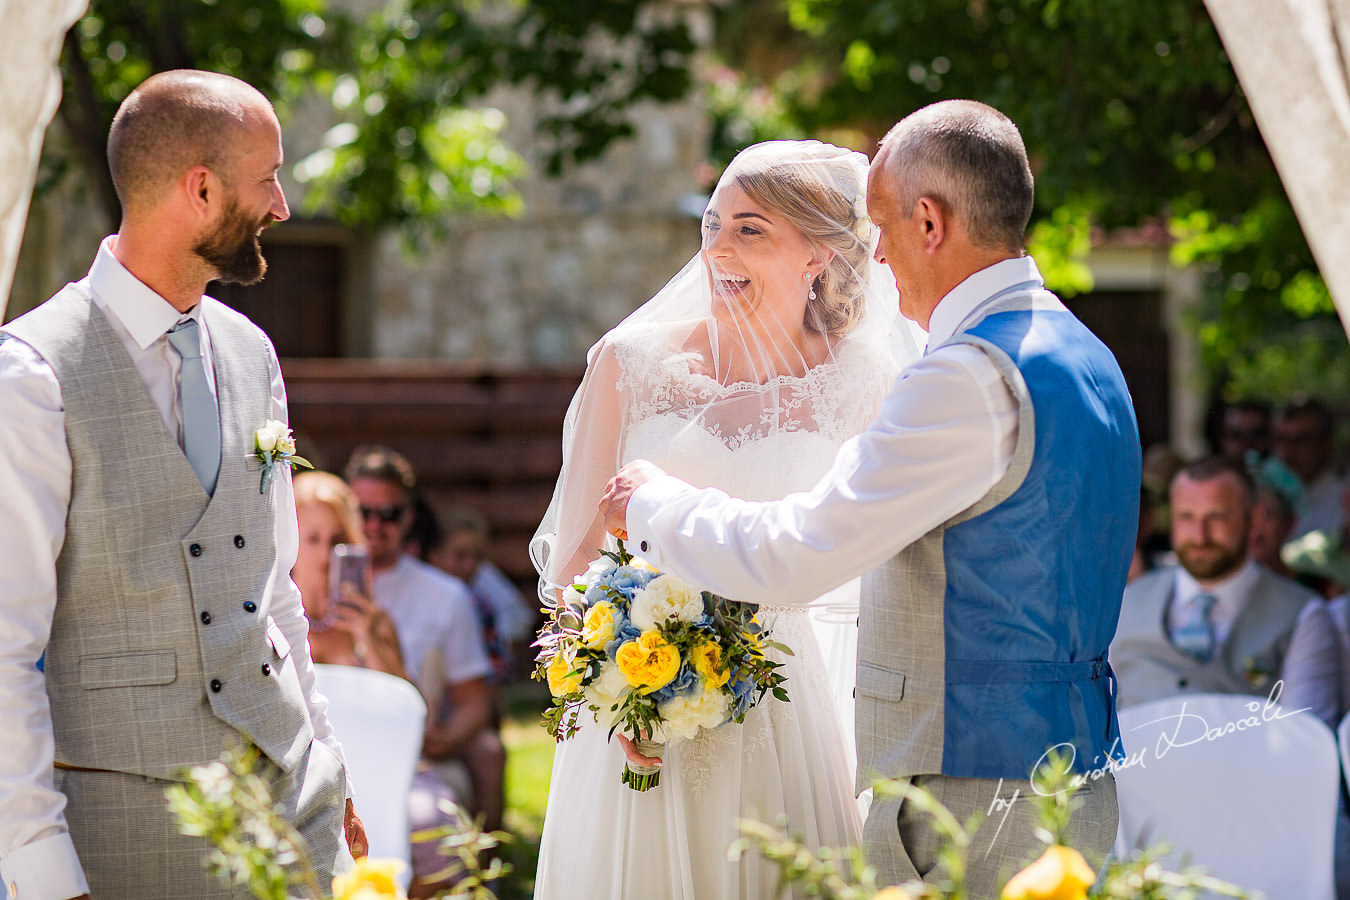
[639,540,650,552]
[200,611,212,625]
[261,663,272,676]
[243,600,258,613]
[234,535,246,549]
[1178,678,1189,688]
[189,543,203,557]
[209,679,222,693]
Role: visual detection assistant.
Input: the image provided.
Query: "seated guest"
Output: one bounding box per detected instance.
[1248,480,1297,580]
[1112,456,1342,727]
[1219,399,1272,464]
[1275,399,1345,538]
[430,505,537,670]
[344,446,496,897]
[293,471,406,676]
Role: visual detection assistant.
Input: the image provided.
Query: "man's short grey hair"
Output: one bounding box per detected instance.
[878,100,1034,252]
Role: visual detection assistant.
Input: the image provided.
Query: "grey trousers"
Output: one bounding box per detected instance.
[863,772,1118,899]
[58,740,351,900]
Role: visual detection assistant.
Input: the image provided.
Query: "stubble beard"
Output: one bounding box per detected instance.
[193,197,270,286]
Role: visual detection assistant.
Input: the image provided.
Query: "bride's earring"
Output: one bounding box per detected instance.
[804,271,817,301]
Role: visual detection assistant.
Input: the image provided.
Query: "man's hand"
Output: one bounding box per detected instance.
[344,798,368,859]
[600,460,668,540]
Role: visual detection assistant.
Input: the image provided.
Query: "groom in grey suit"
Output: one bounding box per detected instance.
[602,100,1140,897]
[0,71,362,899]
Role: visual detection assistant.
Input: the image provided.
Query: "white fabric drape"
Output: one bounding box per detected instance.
[0,0,86,321]
[1205,0,1350,321]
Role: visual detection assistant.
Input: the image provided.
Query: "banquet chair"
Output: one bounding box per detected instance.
[314,664,427,885]
[1112,692,1337,899]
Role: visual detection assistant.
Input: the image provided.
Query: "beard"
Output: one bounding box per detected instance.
[1176,538,1247,581]
[193,197,270,285]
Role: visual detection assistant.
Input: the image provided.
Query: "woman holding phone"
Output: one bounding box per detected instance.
[293,470,406,677]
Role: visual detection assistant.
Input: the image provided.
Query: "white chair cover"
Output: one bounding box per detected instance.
[1113,692,1337,899]
[314,664,427,884]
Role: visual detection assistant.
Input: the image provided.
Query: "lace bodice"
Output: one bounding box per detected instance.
[613,322,893,497]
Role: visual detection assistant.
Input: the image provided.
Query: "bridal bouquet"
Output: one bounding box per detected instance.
[534,541,789,790]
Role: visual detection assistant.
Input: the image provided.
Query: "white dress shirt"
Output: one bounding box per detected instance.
[1170,561,1342,725]
[626,257,1042,605]
[372,555,493,699]
[0,237,347,900]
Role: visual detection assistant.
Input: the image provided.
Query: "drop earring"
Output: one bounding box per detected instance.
[805,271,817,301]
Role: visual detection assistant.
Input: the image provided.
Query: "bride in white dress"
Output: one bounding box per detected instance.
[530,140,916,899]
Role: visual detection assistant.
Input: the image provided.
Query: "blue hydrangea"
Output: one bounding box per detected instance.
[584,564,657,605]
[728,671,758,717]
[605,622,643,660]
[651,665,700,703]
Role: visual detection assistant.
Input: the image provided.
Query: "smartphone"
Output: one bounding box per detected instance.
[328,543,370,609]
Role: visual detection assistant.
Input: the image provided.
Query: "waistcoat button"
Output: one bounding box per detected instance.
[200,611,212,625]
[243,600,258,613]
[209,679,222,693]
[261,663,272,676]
[234,535,246,549]
[189,543,203,557]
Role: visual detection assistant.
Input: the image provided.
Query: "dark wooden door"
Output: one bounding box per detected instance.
[209,242,342,358]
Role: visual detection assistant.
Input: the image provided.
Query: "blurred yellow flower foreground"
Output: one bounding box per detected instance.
[1001,845,1097,900]
[332,857,407,900]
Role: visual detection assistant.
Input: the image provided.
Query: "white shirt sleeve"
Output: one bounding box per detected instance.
[0,336,90,900]
[1278,598,1343,728]
[626,343,1018,604]
[260,344,353,797]
[441,577,493,685]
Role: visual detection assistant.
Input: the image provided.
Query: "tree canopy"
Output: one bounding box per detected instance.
[51,0,696,236]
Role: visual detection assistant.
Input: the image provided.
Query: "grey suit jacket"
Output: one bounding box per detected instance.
[1112,564,1322,709]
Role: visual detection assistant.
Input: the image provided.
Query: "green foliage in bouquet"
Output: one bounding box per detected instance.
[732,751,1251,900]
[533,540,790,756]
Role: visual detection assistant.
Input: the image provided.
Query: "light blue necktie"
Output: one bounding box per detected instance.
[167,319,221,495]
[1173,592,1217,662]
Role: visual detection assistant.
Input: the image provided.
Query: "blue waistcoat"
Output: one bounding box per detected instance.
[939,303,1140,778]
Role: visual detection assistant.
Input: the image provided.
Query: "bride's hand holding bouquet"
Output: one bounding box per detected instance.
[534,540,789,790]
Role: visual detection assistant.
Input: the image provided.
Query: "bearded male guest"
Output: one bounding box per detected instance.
[0,71,364,899]
[1111,456,1342,727]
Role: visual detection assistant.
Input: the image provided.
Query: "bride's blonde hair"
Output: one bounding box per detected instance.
[732,148,874,338]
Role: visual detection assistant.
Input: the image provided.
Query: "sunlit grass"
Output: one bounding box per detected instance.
[498,682,554,900]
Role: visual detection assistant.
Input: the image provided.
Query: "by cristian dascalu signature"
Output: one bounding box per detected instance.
[982,681,1309,852]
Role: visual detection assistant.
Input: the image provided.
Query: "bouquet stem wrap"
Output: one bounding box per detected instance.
[620,739,666,791]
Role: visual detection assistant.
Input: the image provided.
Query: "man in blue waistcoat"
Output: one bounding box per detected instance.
[600,100,1141,896]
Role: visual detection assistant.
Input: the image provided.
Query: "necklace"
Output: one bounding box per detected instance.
[308,601,340,634]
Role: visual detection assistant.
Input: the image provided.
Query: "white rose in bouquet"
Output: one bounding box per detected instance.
[659,686,732,742]
[630,574,704,632]
[583,664,631,728]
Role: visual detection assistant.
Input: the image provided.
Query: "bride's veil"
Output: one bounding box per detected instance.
[530,139,919,605]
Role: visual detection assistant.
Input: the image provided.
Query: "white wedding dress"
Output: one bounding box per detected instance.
[533,324,892,900]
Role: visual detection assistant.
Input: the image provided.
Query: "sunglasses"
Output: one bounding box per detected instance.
[359,504,407,524]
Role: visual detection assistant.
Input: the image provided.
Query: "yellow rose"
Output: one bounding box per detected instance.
[332,857,407,900]
[615,630,681,694]
[629,556,659,572]
[581,601,619,650]
[1001,845,1097,900]
[546,652,585,697]
[691,641,730,689]
[873,888,915,900]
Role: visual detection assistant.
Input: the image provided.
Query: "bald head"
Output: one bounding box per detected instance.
[877,100,1033,253]
[108,70,275,213]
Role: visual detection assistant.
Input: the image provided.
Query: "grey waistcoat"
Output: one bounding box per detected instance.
[3,287,314,778]
[1111,565,1316,706]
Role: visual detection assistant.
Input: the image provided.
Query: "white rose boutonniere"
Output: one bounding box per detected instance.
[253,419,313,493]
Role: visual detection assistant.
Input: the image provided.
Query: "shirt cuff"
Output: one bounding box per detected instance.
[0,832,88,900]
[626,475,695,569]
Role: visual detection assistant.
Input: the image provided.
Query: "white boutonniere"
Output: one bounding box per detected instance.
[253,420,313,493]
